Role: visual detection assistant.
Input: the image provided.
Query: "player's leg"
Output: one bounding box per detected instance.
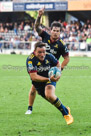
[45,85,68,115]
[29,85,36,107]
[25,85,36,114]
[45,85,57,103]
[45,85,73,125]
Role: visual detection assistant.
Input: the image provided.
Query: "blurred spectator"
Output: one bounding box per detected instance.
[14,23,18,35]
[80,42,87,51]
[24,23,31,31]
[18,22,24,31]
[86,35,91,51]
[0,23,4,33]
[0,19,90,50]
[0,35,4,49]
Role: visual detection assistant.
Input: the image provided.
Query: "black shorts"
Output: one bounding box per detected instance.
[33,81,56,98]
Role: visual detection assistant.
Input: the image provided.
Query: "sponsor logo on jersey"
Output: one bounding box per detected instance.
[46,43,50,50]
[50,49,57,54]
[28,65,34,71]
[28,65,37,71]
[37,66,50,72]
[45,43,57,55]
[28,61,32,64]
[65,46,69,53]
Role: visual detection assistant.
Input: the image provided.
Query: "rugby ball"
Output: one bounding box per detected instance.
[48,67,61,78]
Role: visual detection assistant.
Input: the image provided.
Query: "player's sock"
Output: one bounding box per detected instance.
[53,97,68,116]
[28,106,33,111]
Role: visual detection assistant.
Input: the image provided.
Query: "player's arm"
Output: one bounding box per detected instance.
[30,72,60,82]
[49,53,61,70]
[34,7,44,35]
[49,54,61,82]
[60,40,70,70]
[56,61,61,70]
[27,57,50,82]
[61,55,70,70]
[29,72,49,82]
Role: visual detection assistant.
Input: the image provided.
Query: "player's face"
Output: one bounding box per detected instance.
[35,47,46,61]
[51,26,60,40]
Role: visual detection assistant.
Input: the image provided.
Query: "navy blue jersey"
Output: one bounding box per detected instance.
[40,31,69,60]
[26,52,58,88]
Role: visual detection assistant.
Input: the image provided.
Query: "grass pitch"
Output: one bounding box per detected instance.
[0,54,91,136]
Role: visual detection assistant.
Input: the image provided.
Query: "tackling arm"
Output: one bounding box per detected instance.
[61,55,70,70]
[56,61,61,70]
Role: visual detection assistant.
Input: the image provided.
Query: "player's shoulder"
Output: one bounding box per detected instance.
[27,52,35,63]
[43,30,50,35]
[46,52,52,56]
[41,30,50,37]
[58,38,65,46]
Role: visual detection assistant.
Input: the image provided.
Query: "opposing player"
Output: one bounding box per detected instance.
[26,41,73,125]
[25,8,70,116]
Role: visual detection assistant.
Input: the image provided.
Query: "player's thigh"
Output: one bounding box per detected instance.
[45,85,55,97]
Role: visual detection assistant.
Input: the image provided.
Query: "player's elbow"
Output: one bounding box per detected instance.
[29,73,38,81]
[29,74,37,81]
[65,55,70,62]
[31,76,37,81]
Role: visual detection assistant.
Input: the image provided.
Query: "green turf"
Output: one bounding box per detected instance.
[0,54,91,136]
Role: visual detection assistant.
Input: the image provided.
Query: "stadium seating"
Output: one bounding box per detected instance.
[0,19,91,51]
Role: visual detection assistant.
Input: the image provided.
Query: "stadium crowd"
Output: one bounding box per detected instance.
[0,19,91,50]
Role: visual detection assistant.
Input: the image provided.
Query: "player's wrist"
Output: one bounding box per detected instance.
[48,77,51,82]
[61,68,64,71]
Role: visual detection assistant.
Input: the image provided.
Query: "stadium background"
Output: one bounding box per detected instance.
[0,0,91,56]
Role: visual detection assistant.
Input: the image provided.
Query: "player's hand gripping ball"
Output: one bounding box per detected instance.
[48,67,61,78]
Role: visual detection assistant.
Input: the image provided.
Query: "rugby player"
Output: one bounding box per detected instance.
[25,8,70,121]
[26,41,73,125]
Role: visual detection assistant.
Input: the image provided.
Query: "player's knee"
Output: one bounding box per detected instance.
[45,85,55,101]
[45,93,53,101]
[29,89,36,96]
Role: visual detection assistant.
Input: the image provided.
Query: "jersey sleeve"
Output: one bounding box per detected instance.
[39,30,49,40]
[61,45,69,57]
[26,57,37,74]
[59,39,69,57]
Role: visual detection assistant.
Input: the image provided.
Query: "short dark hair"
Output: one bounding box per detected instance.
[51,21,61,30]
[35,41,46,50]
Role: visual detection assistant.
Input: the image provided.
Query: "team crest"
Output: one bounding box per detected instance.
[37,62,41,66]
[46,60,49,64]
[54,44,58,48]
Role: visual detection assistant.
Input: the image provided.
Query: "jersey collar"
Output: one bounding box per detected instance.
[50,36,60,43]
